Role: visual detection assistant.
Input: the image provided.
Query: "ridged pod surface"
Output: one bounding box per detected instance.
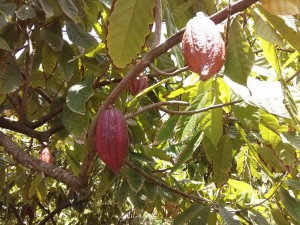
[182,13,225,80]
[129,75,148,96]
[40,147,54,164]
[95,107,129,174]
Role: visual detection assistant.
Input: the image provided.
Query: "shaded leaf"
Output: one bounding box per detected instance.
[174,204,209,225]
[155,115,180,142]
[249,210,269,225]
[58,0,79,23]
[127,167,145,193]
[143,181,158,202]
[66,76,94,114]
[62,106,89,136]
[0,63,22,94]
[58,41,76,80]
[279,188,300,222]
[285,179,300,190]
[106,0,155,68]
[0,37,12,51]
[16,5,36,20]
[29,173,43,198]
[117,180,130,208]
[271,209,289,225]
[38,0,54,19]
[219,206,241,225]
[66,21,98,49]
[42,43,58,74]
[213,135,232,187]
[40,21,63,51]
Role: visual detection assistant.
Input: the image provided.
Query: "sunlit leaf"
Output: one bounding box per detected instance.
[219,206,241,225]
[0,63,22,94]
[280,188,300,222]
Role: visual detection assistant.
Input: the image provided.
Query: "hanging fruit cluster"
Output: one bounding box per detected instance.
[95,106,129,174]
[181,13,225,80]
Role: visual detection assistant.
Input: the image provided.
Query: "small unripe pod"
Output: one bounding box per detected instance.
[39,147,54,164]
[129,75,148,96]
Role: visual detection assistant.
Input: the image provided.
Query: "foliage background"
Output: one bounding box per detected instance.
[0,0,300,224]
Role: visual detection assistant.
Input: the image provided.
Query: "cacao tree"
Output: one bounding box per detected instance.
[0,0,300,224]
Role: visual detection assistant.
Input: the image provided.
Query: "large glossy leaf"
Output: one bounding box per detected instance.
[258,5,300,53]
[58,41,76,80]
[106,0,155,68]
[260,39,280,75]
[58,0,79,23]
[142,181,158,202]
[40,21,63,51]
[66,21,98,49]
[0,37,12,51]
[38,0,54,19]
[228,179,253,194]
[224,17,255,85]
[117,180,130,208]
[0,63,22,94]
[219,207,242,225]
[0,3,16,28]
[213,135,232,187]
[252,10,284,47]
[42,43,58,74]
[127,167,145,193]
[29,173,43,198]
[62,106,89,136]
[66,76,94,114]
[16,5,36,20]
[271,209,289,225]
[280,188,300,222]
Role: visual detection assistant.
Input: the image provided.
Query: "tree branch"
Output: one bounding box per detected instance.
[0,131,87,195]
[159,100,243,115]
[125,101,189,119]
[149,63,189,77]
[152,0,162,47]
[78,0,260,188]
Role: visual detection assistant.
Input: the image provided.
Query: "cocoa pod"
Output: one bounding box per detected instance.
[181,13,225,80]
[39,147,54,164]
[95,106,129,174]
[129,75,148,96]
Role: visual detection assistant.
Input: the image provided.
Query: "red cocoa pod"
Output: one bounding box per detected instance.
[182,13,225,80]
[95,107,129,174]
[129,75,148,96]
[39,147,54,164]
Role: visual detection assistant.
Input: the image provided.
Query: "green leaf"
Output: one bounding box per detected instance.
[0,162,5,188]
[127,167,145,193]
[158,186,178,203]
[62,105,89,136]
[213,135,232,187]
[106,0,155,68]
[280,132,300,149]
[228,179,253,194]
[0,37,11,51]
[143,181,158,202]
[40,21,63,51]
[219,206,242,225]
[15,5,36,20]
[249,210,269,225]
[174,204,209,225]
[271,209,289,225]
[155,115,180,142]
[171,132,204,173]
[0,3,16,28]
[0,63,22,94]
[233,105,260,130]
[260,39,280,75]
[279,188,300,222]
[36,181,47,202]
[42,43,58,74]
[285,179,300,190]
[66,76,94,114]
[58,41,76,81]
[257,5,300,53]
[117,180,130,208]
[58,0,79,23]
[66,21,98,49]
[252,10,284,47]
[38,0,54,19]
[224,17,255,85]
[29,173,43,198]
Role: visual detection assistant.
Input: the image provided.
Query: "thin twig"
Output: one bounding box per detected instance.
[149,63,189,77]
[286,70,300,83]
[159,100,243,115]
[125,101,189,119]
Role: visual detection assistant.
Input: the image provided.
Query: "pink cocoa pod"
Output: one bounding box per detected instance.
[39,147,54,164]
[129,75,148,96]
[182,14,225,80]
[95,107,129,174]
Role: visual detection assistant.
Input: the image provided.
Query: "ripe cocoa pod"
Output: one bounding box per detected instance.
[39,147,54,164]
[129,75,148,96]
[181,13,225,80]
[95,107,129,174]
